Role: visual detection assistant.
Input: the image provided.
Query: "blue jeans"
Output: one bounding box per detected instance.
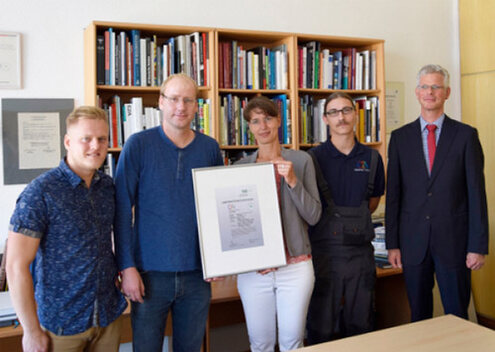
[131,270,211,352]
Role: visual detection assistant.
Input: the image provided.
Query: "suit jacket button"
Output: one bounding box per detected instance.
[426,215,430,220]
[427,192,433,197]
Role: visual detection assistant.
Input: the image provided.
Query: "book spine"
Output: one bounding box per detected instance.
[131,30,140,86]
[104,30,110,85]
[218,41,224,88]
[202,32,207,86]
[146,37,151,86]
[96,35,105,85]
[109,28,115,85]
[120,32,126,86]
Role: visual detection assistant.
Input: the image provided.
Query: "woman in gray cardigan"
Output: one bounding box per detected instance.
[235,96,321,352]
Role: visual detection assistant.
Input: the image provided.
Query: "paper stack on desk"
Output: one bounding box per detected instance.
[0,291,17,326]
[372,226,391,268]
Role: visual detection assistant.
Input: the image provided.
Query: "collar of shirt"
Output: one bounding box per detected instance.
[420,114,445,134]
[59,158,101,189]
[325,137,366,159]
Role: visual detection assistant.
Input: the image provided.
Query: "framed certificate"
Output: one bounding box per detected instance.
[192,163,287,279]
[0,32,21,89]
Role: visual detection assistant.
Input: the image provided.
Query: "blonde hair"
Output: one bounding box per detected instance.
[159,73,199,99]
[66,106,108,131]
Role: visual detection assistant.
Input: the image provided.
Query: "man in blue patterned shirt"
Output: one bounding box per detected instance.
[7,106,127,352]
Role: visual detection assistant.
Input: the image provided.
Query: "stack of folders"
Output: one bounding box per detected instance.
[0,291,17,327]
[372,226,391,269]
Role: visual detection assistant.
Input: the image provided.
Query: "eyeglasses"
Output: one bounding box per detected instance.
[324,106,354,118]
[248,116,277,126]
[417,84,445,91]
[161,94,196,106]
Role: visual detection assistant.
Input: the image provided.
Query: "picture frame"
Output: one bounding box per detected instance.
[2,98,74,185]
[192,163,287,279]
[0,32,21,89]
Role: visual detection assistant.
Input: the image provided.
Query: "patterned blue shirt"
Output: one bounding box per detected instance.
[9,159,127,335]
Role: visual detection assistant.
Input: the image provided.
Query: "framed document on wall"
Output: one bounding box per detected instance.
[0,32,21,89]
[192,163,287,279]
[2,98,74,184]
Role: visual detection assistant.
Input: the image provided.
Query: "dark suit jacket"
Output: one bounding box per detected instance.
[385,116,488,267]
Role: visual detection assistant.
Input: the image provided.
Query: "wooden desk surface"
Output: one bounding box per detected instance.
[210,267,402,303]
[295,315,495,351]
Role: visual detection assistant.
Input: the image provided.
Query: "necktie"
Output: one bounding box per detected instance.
[427,124,437,172]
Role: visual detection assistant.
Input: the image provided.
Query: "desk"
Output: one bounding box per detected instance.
[375,267,410,328]
[295,314,495,351]
[0,267,408,352]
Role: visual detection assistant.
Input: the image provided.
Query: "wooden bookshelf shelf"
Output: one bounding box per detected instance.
[84,21,386,162]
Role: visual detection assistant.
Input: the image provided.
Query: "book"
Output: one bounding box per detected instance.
[0,239,7,291]
[109,28,115,85]
[375,256,392,269]
[139,38,147,87]
[103,154,115,178]
[96,35,105,85]
[104,30,110,85]
[370,50,377,90]
[201,32,207,85]
[115,31,121,85]
[354,96,367,142]
[130,29,141,86]
[361,50,370,90]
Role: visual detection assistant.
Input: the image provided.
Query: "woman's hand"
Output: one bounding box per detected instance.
[273,159,297,188]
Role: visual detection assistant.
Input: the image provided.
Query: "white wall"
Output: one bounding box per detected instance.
[0,0,460,251]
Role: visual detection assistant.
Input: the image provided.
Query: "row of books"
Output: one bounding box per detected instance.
[298,41,377,90]
[99,96,212,149]
[299,95,380,144]
[218,42,288,90]
[221,150,251,166]
[219,94,291,146]
[97,28,209,87]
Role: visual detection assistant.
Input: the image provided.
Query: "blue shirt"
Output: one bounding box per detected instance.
[9,159,127,336]
[420,114,445,175]
[114,127,223,272]
[310,139,385,208]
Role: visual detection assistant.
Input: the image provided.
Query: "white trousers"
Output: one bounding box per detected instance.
[237,260,315,352]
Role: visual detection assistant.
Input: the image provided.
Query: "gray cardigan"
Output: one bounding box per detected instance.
[236,148,322,256]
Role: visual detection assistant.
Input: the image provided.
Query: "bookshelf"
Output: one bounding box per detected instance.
[294,34,386,158]
[83,21,217,149]
[83,21,386,162]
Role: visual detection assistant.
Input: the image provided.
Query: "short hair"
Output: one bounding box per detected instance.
[160,73,199,99]
[66,106,108,131]
[324,92,356,112]
[243,96,279,122]
[416,64,450,88]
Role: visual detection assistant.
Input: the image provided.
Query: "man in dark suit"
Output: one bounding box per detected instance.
[385,64,488,322]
